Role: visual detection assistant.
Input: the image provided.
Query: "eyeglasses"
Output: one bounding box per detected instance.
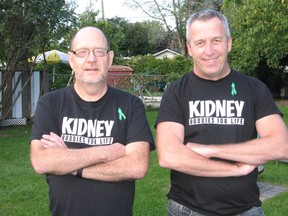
[71,48,110,58]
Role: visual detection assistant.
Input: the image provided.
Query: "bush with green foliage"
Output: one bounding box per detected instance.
[119,55,192,83]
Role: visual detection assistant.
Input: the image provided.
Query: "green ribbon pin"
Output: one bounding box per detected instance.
[231,82,237,96]
[118,108,126,121]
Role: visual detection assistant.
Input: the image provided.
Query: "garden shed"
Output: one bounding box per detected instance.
[107,65,133,88]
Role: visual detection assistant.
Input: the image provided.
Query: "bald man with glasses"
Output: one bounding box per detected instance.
[30,26,155,216]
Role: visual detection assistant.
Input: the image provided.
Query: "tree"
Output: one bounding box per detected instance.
[223,0,288,95]
[141,20,169,53]
[0,0,75,122]
[223,0,288,72]
[127,0,223,55]
[70,9,125,57]
[109,18,167,56]
[120,22,152,56]
[96,19,125,57]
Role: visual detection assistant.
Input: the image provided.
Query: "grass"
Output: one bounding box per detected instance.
[0,124,49,216]
[0,109,288,215]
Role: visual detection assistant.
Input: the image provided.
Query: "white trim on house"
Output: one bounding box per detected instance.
[153,48,180,59]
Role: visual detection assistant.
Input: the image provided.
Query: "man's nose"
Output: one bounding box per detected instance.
[204,42,214,55]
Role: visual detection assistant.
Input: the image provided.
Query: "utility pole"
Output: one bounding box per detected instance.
[101,0,105,19]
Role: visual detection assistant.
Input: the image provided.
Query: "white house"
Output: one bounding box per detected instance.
[153,48,180,59]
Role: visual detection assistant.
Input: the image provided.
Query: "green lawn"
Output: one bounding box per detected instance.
[0,109,288,215]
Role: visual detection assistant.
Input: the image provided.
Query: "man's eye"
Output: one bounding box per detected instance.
[195,42,203,46]
[78,50,88,56]
[95,51,105,56]
[214,39,223,44]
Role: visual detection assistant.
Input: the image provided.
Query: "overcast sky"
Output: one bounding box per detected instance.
[73,0,151,22]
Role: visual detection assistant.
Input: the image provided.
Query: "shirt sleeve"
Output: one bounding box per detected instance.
[155,82,185,128]
[31,94,59,141]
[127,97,155,151]
[254,79,282,120]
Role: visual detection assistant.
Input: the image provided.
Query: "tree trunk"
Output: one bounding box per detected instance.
[0,70,14,121]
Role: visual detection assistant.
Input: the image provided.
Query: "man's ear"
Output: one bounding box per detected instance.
[108,50,114,67]
[186,43,193,58]
[68,52,75,70]
[228,38,232,53]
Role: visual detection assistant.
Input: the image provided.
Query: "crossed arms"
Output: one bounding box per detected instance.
[30,132,150,181]
[156,114,288,177]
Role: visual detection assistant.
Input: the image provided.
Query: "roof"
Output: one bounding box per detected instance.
[109,65,133,72]
[153,48,180,59]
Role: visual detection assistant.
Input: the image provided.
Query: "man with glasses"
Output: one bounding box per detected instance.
[30,26,155,216]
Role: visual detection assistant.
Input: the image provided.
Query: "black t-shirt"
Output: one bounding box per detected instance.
[155,69,281,215]
[32,85,155,216]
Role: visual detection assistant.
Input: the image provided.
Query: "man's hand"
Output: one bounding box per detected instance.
[104,142,126,161]
[235,162,256,176]
[186,142,215,158]
[187,142,256,176]
[41,132,126,160]
[41,132,67,148]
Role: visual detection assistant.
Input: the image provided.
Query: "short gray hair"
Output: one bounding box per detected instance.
[186,9,231,43]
